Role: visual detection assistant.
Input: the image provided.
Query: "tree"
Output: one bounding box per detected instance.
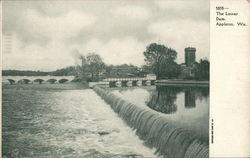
[50,66,77,76]
[143,43,178,79]
[194,59,210,80]
[104,64,138,78]
[86,53,105,81]
[104,65,114,77]
[160,61,181,79]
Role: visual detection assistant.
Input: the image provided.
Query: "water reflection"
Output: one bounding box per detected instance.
[185,88,196,108]
[146,86,182,114]
[146,86,209,114]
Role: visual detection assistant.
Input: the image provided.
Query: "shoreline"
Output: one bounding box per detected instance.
[2,79,210,90]
[2,82,89,91]
[155,79,209,87]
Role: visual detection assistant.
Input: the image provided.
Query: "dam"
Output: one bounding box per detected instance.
[93,85,209,158]
[2,78,209,158]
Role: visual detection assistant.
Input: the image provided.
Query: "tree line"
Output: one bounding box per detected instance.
[3,43,209,81]
[2,67,77,76]
[74,43,209,81]
[74,53,144,82]
[143,43,209,80]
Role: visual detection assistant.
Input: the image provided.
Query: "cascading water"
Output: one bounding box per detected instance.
[93,86,208,158]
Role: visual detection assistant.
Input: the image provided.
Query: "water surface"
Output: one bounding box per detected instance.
[2,87,157,158]
[110,86,209,142]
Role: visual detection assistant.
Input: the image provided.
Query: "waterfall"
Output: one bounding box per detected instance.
[93,86,208,158]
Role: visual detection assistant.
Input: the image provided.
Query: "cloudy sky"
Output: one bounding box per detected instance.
[3,0,209,71]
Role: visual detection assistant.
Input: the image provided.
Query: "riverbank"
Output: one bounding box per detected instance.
[2,82,89,91]
[156,79,209,87]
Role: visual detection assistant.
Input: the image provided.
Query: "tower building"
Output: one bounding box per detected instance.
[185,47,196,66]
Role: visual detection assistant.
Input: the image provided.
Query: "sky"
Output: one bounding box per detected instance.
[2,0,209,71]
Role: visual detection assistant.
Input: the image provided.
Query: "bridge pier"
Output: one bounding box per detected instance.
[151,80,155,85]
[109,81,116,87]
[132,81,137,86]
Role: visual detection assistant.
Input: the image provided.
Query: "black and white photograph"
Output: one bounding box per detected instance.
[2,0,212,157]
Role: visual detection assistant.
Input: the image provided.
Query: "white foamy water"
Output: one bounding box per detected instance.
[50,90,158,157]
[2,88,158,158]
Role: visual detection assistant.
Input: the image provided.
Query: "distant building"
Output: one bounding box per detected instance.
[180,66,195,78]
[179,47,197,79]
[146,74,156,80]
[108,65,138,78]
[185,47,196,67]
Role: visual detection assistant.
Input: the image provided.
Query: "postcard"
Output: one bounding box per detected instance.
[1,0,249,157]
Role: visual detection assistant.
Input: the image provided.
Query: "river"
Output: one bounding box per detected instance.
[2,86,158,158]
[110,86,209,142]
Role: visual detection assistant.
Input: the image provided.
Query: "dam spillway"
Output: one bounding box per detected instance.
[93,86,209,158]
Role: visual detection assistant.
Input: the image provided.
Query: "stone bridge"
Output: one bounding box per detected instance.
[102,77,156,87]
[3,76,75,84]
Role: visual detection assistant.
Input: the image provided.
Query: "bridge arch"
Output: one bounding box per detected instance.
[7,79,16,85]
[115,81,122,87]
[136,80,142,86]
[17,79,31,84]
[47,79,57,84]
[106,78,156,87]
[126,81,133,87]
[33,79,44,84]
[58,78,68,83]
